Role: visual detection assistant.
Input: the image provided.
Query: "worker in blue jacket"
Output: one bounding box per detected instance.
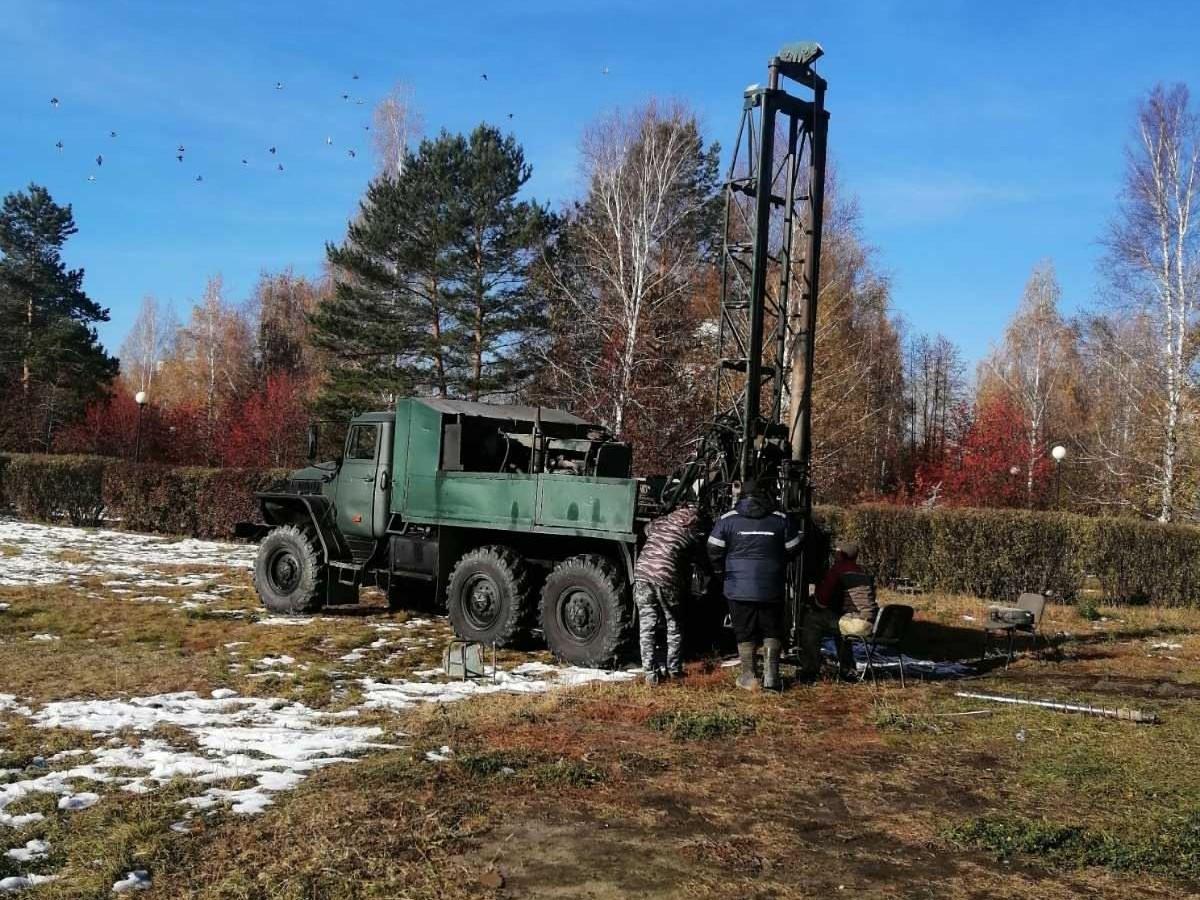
[707,479,801,691]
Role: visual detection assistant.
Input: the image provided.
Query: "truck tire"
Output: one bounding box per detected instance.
[446,546,534,647]
[540,554,632,668]
[254,525,326,614]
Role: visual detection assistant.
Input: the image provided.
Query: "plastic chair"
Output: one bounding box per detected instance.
[982,592,1046,667]
[843,604,914,688]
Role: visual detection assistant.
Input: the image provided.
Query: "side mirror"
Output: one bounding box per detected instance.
[306,423,318,461]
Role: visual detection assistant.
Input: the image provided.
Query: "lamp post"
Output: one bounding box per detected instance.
[1051,444,1067,508]
[134,391,148,462]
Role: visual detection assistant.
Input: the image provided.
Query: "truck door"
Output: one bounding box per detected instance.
[337,421,391,540]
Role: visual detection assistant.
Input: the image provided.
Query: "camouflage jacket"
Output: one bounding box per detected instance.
[634,506,703,591]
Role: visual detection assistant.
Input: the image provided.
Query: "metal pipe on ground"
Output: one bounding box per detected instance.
[954,691,1160,724]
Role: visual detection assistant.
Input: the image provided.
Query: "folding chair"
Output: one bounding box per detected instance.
[982,592,1046,667]
[842,604,914,688]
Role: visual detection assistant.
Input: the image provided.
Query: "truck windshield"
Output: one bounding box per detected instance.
[347,424,379,460]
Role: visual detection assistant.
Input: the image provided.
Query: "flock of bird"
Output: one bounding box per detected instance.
[48,75,374,185]
[47,65,612,185]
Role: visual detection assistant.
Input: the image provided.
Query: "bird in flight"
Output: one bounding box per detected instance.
[354,98,365,105]
[277,163,284,171]
[326,136,333,145]
[348,149,356,158]
[507,112,513,119]
[87,174,95,182]
[177,153,184,163]
[342,93,350,101]
[602,66,610,75]
[54,140,63,151]
[110,130,117,138]
[241,158,248,165]
[95,154,103,166]
[275,81,284,90]
[50,97,60,107]
[480,73,488,81]
[269,146,277,154]
[352,73,360,80]
[195,175,203,182]
[363,124,370,131]
[177,144,185,153]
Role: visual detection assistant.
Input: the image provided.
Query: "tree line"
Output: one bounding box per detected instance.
[1,83,1197,521]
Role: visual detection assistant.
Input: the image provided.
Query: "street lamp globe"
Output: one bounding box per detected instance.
[134,391,148,406]
[1051,444,1067,463]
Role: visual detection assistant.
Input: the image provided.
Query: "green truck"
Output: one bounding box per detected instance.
[237,398,655,666]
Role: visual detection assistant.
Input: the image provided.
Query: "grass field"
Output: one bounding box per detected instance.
[1,517,1198,898]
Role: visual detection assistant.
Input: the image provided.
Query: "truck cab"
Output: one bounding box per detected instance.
[239,399,648,666]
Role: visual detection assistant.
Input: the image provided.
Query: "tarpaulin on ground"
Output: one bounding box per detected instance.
[821,637,976,680]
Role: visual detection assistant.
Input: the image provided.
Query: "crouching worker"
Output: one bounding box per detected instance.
[800,541,878,680]
[707,480,801,691]
[633,503,705,685]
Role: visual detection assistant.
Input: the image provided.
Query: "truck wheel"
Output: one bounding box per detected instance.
[540,554,632,668]
[254,525,326,614]
[446,546,533,647]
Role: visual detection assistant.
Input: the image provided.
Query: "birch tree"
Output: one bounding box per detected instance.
[982,261,1081,506]
[372,82,423,177]
[540,101,720,451]
[119,295,175,394]
[1105,83,1200,522]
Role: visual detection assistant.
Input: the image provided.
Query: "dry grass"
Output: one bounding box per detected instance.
[3,537,1200,898]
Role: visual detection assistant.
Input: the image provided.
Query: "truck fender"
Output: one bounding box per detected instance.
[254,492,353,563]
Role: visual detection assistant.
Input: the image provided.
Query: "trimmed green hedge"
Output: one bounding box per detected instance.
[815,504,1200,606]
[3,453,1200,607]
[0,453,286,540]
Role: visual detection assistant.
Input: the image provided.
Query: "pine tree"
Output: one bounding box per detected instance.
[450,125,555,400]
[312,127,553,418]
[0,184,116,450]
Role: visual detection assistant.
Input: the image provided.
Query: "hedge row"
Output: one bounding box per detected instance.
[815,504,1200,607]
[0,453,286,539]
[2,453,1199,606]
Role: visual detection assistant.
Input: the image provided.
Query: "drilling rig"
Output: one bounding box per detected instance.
[664,42,829,641]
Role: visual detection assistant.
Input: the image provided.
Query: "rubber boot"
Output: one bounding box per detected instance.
[762,638,782,691]
[736,642,761,691]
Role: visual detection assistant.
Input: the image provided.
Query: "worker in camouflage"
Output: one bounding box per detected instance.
[633,503,704,685]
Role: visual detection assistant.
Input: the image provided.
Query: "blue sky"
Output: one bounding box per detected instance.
[3,0,1199,366]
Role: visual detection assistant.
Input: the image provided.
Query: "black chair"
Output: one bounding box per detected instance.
[842,604,915,688]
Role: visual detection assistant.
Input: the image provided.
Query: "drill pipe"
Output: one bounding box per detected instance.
[953,691,1160,725]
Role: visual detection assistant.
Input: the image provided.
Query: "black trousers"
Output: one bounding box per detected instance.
[727,598,784,644]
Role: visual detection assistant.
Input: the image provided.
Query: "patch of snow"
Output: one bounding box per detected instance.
[4,839,48,862]
[255,656,295,669]
[112,870,152,893]
[29,634,59,643]
[27,692,395,818]
[256,617,313,627]
[1150,642,1183,650]
[425,745,453,763]
[210,689,237,699]
[0,873,58,891]
[0,603,9,612]
[0,696,32,717]
[339,649,366,663]
[58,792,99,810]
[362,663,635,711]
[0,518,253,588]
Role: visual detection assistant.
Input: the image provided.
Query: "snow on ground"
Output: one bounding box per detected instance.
[0,518,254,589]
[0,518,643,886]
[362,661,636,710]
[0,691,395,826]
